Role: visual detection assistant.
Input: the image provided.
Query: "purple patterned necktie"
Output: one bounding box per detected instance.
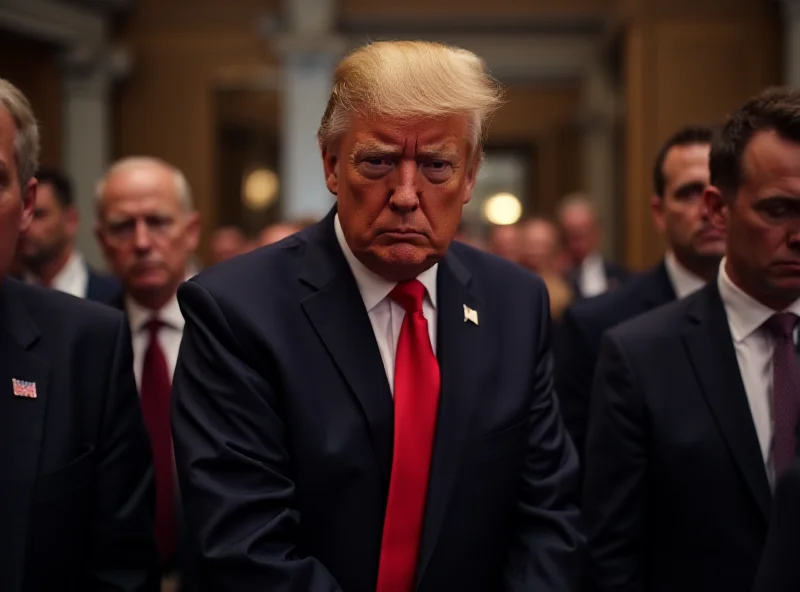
[764,312,800,477]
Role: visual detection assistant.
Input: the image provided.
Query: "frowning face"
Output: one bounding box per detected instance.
[323,115,479,281]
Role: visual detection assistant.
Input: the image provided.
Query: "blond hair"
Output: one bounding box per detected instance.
[0,79,40,188]
[318,41,504,153]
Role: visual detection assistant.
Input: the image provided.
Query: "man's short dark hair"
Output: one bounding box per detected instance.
[710,86,800,198]
[653,125,716,198]
[34,166,73,208]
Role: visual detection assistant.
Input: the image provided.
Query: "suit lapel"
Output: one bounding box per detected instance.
[0,280,50,591]
[299,213,394,489]
[682,283,771,520]
[416,250,484,584]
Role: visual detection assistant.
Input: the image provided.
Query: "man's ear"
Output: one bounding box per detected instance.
[322,147,339,196]
[704,185,728,232]
[650,194,666,234]
[19,178,36,234]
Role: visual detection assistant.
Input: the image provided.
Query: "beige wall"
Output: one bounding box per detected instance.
[112,0,279,260]
[621,0,781,269]
[0,33,62,169]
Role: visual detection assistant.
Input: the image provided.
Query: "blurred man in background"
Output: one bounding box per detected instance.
[555,125,721,467]
[0,77,158,592]
[518,217,574,321]
[257,221,302,247]
[557,194,630,298]
[17,167,118,302]
[208,225,247,266]
[96,156,200,591]
[487,223,520,262]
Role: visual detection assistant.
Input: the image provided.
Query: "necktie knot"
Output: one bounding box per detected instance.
[764,312,798,342]
[390,279,426,313]
[144,317,164,339]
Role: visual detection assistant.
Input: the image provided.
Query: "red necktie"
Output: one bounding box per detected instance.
[764,312,800,477]
[376,279,441,592]
[140,318,176,563]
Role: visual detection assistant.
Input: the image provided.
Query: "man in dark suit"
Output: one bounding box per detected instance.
[554,125,722,464]
[171,40,582,592]
[16,167,119,303]
[556,194,631,298]
[752,459,800,592]
[584,87,800,592]
[0,79,158,590]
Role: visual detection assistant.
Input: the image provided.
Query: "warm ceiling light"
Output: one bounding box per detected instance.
[483,192,522,225]
[242,168,279,210]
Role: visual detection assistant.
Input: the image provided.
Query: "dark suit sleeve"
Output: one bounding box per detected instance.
[503,288,584,592]
[171,281,343,591]
[554,307,594,466]
[88,316,160,591]
[752,461,800,592]
[582,333,647,592]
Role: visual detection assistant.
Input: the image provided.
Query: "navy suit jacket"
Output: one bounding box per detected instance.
[584,282,770,592]
[555,262,675,464]
[86,268,120,304]
[0,278,158,591]
[171,209,583,592]
[752,460,800,592]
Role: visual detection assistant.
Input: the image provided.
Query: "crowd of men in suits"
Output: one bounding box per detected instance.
[0,38,799,592]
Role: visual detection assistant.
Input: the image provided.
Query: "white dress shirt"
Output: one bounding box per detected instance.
[334,214,437,394]
[577,251,608,297]
[664,251,706,299]
[125,295,185,391]
[718,259,800,487]
[24,251,89,299]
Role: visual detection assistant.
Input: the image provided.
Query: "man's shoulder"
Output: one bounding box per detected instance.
[567,265,670,328]
[188,229,310,299]
[606,285,704,346]
[448,240,545,290]
[5,278,125,334]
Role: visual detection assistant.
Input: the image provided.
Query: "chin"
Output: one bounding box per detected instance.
[368,245,437,280]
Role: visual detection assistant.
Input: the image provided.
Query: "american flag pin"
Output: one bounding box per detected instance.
[463,304,479,326]
[12,378,37,399]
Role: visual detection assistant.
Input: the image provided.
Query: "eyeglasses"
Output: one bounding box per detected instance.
[101,215,177,246]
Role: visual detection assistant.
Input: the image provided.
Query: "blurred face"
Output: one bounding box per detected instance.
[257,223,299,247]
[706,130,800,310]
[17,182,77,269]
[96,164,200,309]
[489,225,520,262]
[209,227,245,265]
[559,206,599,266]
[323,115,478,281]
[0,106,35,281]
[652,143,723,272]
[520,221,559,274]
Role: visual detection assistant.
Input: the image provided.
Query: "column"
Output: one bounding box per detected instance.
[781,0,800,87]
[272,0,346,221]
[61,43,129,270]
[580,54,619,260]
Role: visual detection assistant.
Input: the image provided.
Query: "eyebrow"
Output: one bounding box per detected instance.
[352,141,459,160]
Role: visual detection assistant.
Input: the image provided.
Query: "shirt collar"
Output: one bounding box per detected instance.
[664,251,707,299]
[125,292,185,334]
[717,257,800,343]
[24,250,85,290]
[333,213,438,312]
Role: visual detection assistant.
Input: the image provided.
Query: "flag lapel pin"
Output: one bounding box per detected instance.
[463,304,479,326]
[12,378,37,399]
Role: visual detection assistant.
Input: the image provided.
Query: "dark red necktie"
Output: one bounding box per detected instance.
[376,279,441,592]
[764,312,800,477]
[140,318,176,563]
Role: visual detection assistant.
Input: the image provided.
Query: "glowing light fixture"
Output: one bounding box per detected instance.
[483,192,522,225]
[242,168,279,210]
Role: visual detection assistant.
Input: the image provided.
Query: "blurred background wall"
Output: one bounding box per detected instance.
[0,0,794,269]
